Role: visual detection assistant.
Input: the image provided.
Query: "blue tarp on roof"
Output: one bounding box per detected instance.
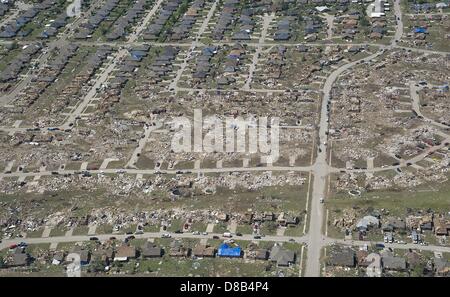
[130,50,147,57]
[414,27,427,34]
[217,244,241,257]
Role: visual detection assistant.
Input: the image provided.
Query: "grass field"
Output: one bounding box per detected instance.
[328,179,450,217]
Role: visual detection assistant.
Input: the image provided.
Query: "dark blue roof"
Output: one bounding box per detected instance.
[217,244,241,257]
[130,50,147,57]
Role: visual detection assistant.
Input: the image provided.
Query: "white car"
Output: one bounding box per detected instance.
[161,233,171,238]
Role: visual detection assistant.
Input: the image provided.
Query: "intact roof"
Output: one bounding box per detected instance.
[193,71,208,79]
[274,31,291,40]
[141,242,163,257]
[269,245,295,266]
[382,256,407,270]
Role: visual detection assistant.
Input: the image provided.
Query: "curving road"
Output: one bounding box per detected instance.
[304,0,405,276]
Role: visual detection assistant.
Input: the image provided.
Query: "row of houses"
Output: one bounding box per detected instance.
[222,43,246,75]
[212,0,239,41]
[337,10,388,41]
[0,43,42,83]
[327,246,450,276]
[4,45,112,114]
[11,44,79,108]
[231,9,256,41]
[294,0,357,3]
[74,0,120,39]
[46,241,297,269]
[168,0,205,41]
[142,0,183,41]
[273,15,323,41]
[410,2,449,13]
[98,45,151,112]
[145,45,179,85]
[355,212,450,239]
[106,0,147,41]
[210,0,272,41]
[236,211,299,227]
[39,11,68,39]
[192,45,218,82]
[273,16,294,41]
[48,46,114,113]
[213,210,300,227]
[0,0,56,38]
[0,0,12,17]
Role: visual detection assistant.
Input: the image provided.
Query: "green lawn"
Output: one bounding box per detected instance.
[50,227,68,237]
[166,219,184,232]
[213,222,229,234]
[328,180,450,217]
[72,226,89,236]
[96,224,114,234]
[236,224,253,235]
